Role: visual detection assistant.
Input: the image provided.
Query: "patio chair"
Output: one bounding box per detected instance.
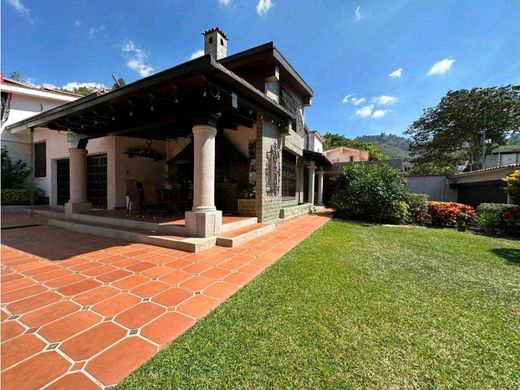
[126,179,142,217]
[142,179,170,218]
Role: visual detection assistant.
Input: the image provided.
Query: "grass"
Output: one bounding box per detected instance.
[119,221,520,389]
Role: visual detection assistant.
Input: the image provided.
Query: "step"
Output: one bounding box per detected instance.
[216,223,275,248]
[219,217,258,233]
[48,219,215,253]
[69,212,186,236]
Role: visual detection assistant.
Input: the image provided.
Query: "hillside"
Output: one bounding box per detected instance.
[355,133,410,160]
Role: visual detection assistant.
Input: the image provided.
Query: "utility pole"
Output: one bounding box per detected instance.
[480,111,487,169]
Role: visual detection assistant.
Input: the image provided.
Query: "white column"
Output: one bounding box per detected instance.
[308,161,316,205]
[65,147,92,216]
[185,124,222,237]
[191,125,217,212]
[317,167,324,206]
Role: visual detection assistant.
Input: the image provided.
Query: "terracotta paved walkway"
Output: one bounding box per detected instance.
[1,212,330,389]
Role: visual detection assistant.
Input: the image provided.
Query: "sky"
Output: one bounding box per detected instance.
[2,0,520,138]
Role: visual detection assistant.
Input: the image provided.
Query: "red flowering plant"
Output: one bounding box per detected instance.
[427,202,475,226]
[501,207,520,233]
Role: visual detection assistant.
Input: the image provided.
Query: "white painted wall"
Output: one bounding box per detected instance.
[1,93,74,163]
[114,137,166,208]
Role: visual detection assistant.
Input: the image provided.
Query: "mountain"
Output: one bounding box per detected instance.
[355,133,410,160]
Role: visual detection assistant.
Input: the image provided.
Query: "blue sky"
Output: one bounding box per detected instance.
[3,0,520,138]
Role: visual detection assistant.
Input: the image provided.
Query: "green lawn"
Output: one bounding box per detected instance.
[119,221,520,389]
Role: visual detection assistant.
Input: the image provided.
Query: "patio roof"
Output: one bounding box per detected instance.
[6,55,296,140]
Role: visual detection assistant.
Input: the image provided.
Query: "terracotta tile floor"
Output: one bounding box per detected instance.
[1,211,331,389]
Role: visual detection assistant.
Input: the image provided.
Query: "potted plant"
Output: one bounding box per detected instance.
[474,211,500,236]
[456,212,470,232]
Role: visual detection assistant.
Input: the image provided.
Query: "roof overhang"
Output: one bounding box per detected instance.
[220,42,313,104]
[6,55,296,140]
[303,149,332,166]
[0,83,78,103]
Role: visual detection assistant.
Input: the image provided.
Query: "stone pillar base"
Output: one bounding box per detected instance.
[65,201,92,217]
[185,210,222,238]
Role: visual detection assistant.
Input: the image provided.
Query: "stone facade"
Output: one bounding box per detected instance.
[255,119,283,222]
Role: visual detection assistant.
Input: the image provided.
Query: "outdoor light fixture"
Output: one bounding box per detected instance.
[150,105,154,112]
[129,111,134,116]
[174,97,179,104]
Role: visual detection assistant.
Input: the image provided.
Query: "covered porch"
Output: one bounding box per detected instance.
[9,54,295,239]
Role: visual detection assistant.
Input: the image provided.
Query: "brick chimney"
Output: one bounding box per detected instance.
[203,28,228,60]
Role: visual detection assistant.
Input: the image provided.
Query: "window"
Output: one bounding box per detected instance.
[282,150,296,197]
[34,142,46,177]
[349,156,355,162]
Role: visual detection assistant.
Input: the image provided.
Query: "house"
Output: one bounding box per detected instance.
[324,146,369,163]
[4,28,330,241]
[484,145,520,168]
[1,74,79,166]
[447,164,519,207]
[304,129,324,153]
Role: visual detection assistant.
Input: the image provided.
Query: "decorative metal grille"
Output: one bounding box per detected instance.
[265,143,280,197]
[282,151,296,197]
[1,92,11,125]
[280,87,304,137]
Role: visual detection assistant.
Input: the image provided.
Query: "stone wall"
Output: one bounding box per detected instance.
[255,119,282,222]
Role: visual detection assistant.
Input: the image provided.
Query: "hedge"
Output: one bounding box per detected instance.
[428,201,475,226]
[1,188,48,205]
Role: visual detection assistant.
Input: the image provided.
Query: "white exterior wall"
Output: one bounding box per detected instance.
[1,93,74,164]
[113,137,166,208]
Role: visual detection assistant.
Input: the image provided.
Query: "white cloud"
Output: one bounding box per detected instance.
[355,104,374,118]
[371,109,389,119]
[354,5,364,21]
[426,57,455,76]
[342,94,353,104]
[373,95,398,105]
[257,0,273,16]
[6,0,32,22]
[74,20,81,26]
[61,82,107,91]
[388,68,402,78]
[351,97,366,106]
[190,49,205,60]
[218,0,231,6]
[120,40,154,77]
[88,25,105,37]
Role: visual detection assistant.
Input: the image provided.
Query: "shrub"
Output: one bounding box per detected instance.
[407,193,429,224]
[331,163,409,224]
[477,203,517,214]
[503,169,520,205]
[501,207,520,234]
[1,188,47,205]
[475,210,500,233]
[428,202,475,226]
[1,147,31,189]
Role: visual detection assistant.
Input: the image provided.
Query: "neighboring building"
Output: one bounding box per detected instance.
[324,146,369,163]
[5,28,330,239]
[1,74,79,164]
[484,145,520,168]
[304,129,324,153]
[447,164,519,207]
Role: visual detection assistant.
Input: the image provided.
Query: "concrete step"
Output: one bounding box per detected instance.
[219,217,258,233]
[48,219,215,253]
[68,212,187,236]
[216,223,275,248]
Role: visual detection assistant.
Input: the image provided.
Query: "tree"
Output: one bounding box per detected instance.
[406,85,520,168]
[9,71,23,81]
[1,147,31,188]
[322,132,388,161]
